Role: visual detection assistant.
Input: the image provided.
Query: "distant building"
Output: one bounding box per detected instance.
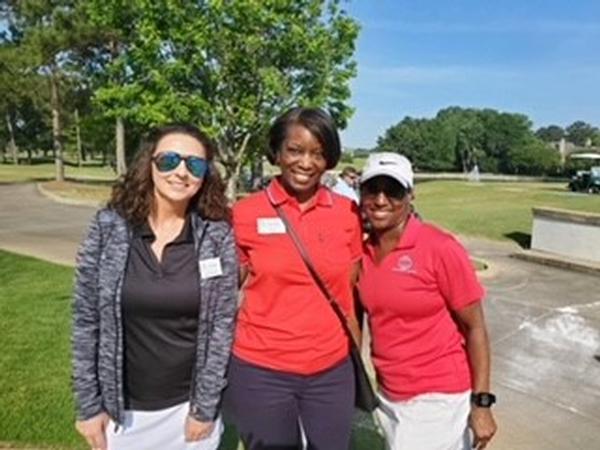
[551,138,599,165]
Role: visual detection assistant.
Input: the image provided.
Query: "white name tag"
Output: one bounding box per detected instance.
[257,217,286,234]
[199,257,223,279]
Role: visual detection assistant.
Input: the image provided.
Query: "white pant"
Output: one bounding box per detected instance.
[107,402,223,450]
[375,391,471,450]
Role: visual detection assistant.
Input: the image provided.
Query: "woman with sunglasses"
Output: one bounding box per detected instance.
[357,153,497,450]
[224,107,363,450]
[72,124,238,450]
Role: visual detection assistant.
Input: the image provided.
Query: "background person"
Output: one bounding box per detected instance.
[332,165,360,203]
[224,107,363,450]
[357,152,497,450]
[72,124,238,450]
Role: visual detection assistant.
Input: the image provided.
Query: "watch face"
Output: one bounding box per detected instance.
[472,392,496,407]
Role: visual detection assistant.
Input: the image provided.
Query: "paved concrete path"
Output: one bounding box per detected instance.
[1,183,599,449]
[0,183,95,266]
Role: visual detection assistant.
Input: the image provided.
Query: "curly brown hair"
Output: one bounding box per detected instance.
[108,124,231,225]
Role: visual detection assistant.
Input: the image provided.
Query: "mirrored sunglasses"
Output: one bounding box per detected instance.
[152,151,209,178]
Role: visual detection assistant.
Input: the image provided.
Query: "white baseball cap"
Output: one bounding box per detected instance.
[360,152,414,189]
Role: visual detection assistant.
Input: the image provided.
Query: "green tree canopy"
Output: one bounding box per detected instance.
[86,0,359,195]
[535,125,565,142]
[3,0,108,178]
[566,121,598,147]
[376,106,561,176]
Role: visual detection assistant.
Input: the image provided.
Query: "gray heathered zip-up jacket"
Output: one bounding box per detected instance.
[72,208,238,424]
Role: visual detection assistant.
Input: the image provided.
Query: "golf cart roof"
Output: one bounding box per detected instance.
[570,153,600,160]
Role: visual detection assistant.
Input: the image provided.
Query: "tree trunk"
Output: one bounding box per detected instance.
[225,169,241,201]
[224,155,245,201]
[75,108,83,167]
[115,117,126,175]
[251,156,264,190]
[50,72,64,182]
[5,112,18,165]
[223,133,252,201]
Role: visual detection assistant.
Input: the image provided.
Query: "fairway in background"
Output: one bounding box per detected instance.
[0,162,115,184]
[414,181,600,245]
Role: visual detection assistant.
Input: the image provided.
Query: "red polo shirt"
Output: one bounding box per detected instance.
[358,215,485,400]
[232,178,363,374]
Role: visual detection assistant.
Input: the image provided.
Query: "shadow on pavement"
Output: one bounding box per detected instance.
[503,231,531,249]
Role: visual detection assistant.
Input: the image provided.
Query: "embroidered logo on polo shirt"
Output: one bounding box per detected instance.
[392,254,415,273]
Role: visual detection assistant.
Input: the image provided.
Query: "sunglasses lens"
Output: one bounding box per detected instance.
[154,152,181,172]
[383,185,405,199]
[185,157,209,178]
[362,178,406,199]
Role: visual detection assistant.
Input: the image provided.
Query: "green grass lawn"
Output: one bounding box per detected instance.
[0,162,116,183]
[414,180,600,245]
[0,250,383,449]
[0,251,82,449]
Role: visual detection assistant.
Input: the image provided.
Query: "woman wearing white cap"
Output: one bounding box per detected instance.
[357,153,497,450]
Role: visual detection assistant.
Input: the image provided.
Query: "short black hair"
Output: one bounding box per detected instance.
[267,107,341,170]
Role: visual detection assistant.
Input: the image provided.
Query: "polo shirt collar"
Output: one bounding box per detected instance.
[136,221,155,239]
[265,176,333,208]
[135,214,194,244]
[395,214,421,249]
[365,213,422,257]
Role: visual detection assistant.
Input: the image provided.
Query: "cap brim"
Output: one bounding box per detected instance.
[360,168,412,189]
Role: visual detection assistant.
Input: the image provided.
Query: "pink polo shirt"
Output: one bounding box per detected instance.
[358,215,485,400]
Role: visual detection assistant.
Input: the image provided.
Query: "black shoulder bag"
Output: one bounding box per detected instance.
[270,202,379,412]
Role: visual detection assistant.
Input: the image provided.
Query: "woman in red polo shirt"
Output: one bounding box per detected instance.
[224,107,363,450]
[357,153,497,450]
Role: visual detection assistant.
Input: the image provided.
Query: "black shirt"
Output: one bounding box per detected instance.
[121,216,200,410]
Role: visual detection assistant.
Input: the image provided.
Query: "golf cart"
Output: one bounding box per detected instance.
[568,153,600,194]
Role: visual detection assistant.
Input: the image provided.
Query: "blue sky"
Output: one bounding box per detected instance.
[341,0,600,149]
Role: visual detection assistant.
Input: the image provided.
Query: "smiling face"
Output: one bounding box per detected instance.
[361,176,412,233]
[151,132,207,209]
[276,124,327,204]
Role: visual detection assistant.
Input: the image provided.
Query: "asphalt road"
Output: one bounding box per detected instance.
[1,183,599,449]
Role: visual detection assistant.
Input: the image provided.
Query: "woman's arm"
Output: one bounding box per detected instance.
[72,212,110,448]
[454,302,497,450]
[191,226,239,422]
[72,212,105,420]
[239,265,249,288]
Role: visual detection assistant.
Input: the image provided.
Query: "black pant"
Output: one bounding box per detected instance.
[223,355,355,450]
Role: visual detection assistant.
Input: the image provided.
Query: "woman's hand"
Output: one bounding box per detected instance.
[470,407,497,449]
[185,416,215,441]
[75,412,110,450]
